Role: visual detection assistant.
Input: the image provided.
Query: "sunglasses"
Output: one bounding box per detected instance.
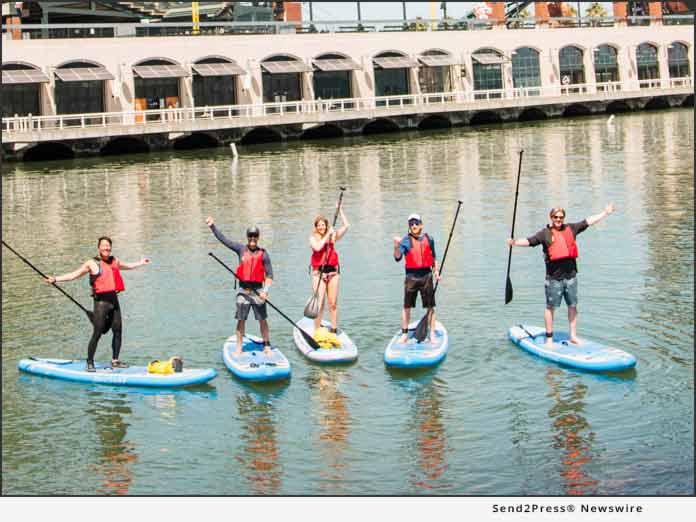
[552,215,565,220]
[408,220,422,227]
[247,233,259,239]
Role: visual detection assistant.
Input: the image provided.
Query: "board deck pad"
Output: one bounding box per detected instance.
[293,317,358,363]
[17,357,216,387]
[384,320,448,368]
[222,335,291,381]
[508,325,637,371]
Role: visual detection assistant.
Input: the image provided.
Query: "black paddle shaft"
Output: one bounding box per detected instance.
[208,252,321,350]
[505,150,524,304]
[2,240,94,321]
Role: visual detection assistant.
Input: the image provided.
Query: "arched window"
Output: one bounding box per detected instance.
[312,53,357,101]
[668,42,690,78]
[192,57,242,112]
[261,55,309,112]
[55,61,111,115]
[417,50,455,95]
[593,45,619,85]
[472,48,505,99]
[1,63,46,117]
[373,51,415,105]
[133,59,187,115]
[511,47,540,92]
[559,46,585,88]
[636,43,660,86]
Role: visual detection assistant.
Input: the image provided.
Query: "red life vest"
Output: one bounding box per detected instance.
[310,240,339,269]
[236,248,266,283]
[404,234,434,270]
[547,226,579,262]
[90,257,125,294]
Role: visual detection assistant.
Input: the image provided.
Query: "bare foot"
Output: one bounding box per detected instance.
[234,350,242,357]
[429,336,438,345]
[398,334,408,344]
[569,337,581,345]
[545,340,555,348]
[263,347,272,355]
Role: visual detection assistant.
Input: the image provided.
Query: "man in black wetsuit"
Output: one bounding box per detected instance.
[46,237,150,371]
[207,216,274,356]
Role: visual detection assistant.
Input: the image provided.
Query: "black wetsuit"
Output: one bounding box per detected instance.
[87,291,122,363]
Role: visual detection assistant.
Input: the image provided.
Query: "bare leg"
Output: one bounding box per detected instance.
[544,307,554,347]
[568,306,580,344]
[399,308,411,343]
[235,319,246,356]
[312,272,326,331]
[259,319,271,354]
[327,274,340,331]
[428,308,437,344]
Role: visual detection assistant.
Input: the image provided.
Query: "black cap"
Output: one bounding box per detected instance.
[246,226,260,237]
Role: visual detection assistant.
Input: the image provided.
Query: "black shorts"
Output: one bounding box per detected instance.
[404,273,435,309]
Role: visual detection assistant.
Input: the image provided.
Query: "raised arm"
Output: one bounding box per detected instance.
[507,238,531,247]
[586,202,615,226]
[335,206,350,241]
[206,215,244,254]
[309,231,333,252]
[46,259,96,284]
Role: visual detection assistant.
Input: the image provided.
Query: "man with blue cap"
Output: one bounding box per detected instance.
[393,213,440,344]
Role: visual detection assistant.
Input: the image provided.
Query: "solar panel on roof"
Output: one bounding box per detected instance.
[54,67,115,82]
[261,61,311,74]
[372,56,418,69]
[418,54,459,67]
[192,62,245,76]
[2,69,50,84]
[132,64,189,78]
[313,58,361,71]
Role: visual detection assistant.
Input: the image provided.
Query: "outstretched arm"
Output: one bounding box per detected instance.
[46,260,95,284]
[120,258,151,270]
[586,202,615,226]
[507,238,531,247]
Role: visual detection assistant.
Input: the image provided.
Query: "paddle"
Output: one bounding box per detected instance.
[208,251,322,350]
[413,200,463,343]
[304,187,346,319]
[2,240,95,324]
[505,149,524,305]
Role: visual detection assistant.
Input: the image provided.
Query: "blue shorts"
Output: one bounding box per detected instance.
[545,277,578,309]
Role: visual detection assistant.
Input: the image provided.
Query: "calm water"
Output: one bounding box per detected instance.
[2,109,693,495]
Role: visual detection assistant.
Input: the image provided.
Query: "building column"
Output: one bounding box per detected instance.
[584,47,597,93]
[659,45,671,87]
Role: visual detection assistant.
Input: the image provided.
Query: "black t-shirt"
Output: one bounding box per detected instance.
[527,220,589,280]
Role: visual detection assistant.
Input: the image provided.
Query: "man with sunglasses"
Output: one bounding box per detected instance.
[393,213,440,345]
[206,216,273,356]
[506,203,615,346]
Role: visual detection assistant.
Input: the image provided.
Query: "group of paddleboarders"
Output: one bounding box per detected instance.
[44,201,615,367]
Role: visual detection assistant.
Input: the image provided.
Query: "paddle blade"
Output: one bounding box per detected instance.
[505,277,513,304]
[414,311,430,343]
[303,295,319,319]
[298,326,321,350]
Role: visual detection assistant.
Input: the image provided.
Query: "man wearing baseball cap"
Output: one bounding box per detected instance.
[506,203,615,346]
[206,215,274,356]
[393,213,440,344]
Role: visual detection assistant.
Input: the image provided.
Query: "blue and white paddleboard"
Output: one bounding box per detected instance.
[384,320,448,368]
[293,317,358,364]
[222,335,291,382]
[17,357,217,387]
[508,324,637,372]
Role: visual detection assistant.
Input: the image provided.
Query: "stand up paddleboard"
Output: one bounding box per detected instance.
[508,325,636,372]
[17,357,217,387]
[222,335,291,382]
[384,320,448,368]
[293,317,358,363]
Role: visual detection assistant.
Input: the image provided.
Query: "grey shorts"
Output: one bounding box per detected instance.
[545,277,578,309]
[235,291,268,321]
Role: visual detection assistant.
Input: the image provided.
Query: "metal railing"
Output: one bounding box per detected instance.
[2,78,692,137]
[2,15,693,40]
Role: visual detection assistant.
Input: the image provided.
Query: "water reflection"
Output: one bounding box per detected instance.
[86,392,137,496]
[392,371,452,492]
[306,367,352,493]
[544,368,599,496]
[235,387,283,494]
